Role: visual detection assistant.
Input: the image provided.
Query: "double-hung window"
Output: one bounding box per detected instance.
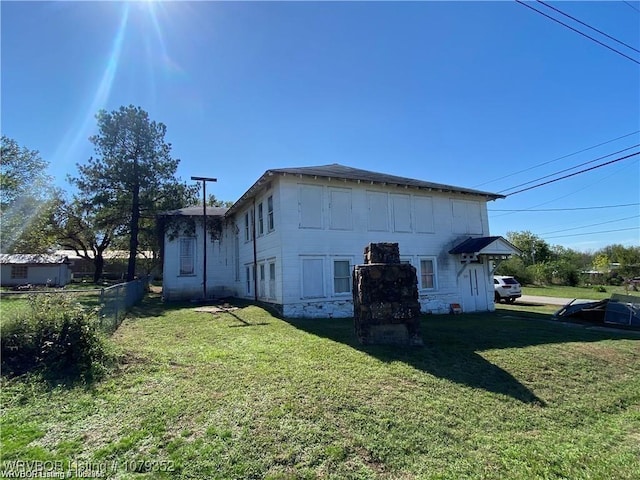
[179,237,196,275]
[258,203,264,235]
[269,262,276,299]
[420,258,436,290]
[267,195,274,231]
[333,260,351,294]
[259,264,266,298]
[245,266,252,295]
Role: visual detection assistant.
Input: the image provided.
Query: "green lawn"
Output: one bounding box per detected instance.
[522,284,634,300]
[2,297,639,479]
[0,296,30,322]
[0,291,103,327]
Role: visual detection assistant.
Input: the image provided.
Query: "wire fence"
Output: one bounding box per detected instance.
[0,277,150,333]
[99,276,150,333]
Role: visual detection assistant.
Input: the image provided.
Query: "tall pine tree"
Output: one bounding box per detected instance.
[70,106,197,281]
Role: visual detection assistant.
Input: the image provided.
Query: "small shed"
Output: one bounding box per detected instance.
[0,254,72,287]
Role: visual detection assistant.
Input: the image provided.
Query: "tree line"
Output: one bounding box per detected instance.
[497,231,640,287]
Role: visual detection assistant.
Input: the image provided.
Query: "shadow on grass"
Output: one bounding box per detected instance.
[285,310,640,405]
[127,293,201,318]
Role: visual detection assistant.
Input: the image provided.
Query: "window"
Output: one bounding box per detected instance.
[333,260,351,294]
[452,199,483,235]
[302,258,324,298]
[329,188,352,230]
[234,234,240,281]
[258,203,264,235]
[11,265,28,279]
[179,238,196,275]
[420,259,436,290]
[367,192,389,231]
[244,212,250,242]
[267,195,274,231]
[245,266,252,295]
[391,194,412,232]
[259,263,266,298]
[414,196,435,233]
[269,262,276,299]
[299,185,323,229]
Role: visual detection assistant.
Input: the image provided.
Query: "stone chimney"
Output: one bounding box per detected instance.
[352,243,423,346]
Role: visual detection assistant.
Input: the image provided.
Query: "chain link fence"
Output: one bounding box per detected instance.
[98,276,151,333]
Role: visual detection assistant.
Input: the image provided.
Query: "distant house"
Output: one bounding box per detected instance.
[161,164,519,317]
[0,254,72,287]
[54,249,157,280]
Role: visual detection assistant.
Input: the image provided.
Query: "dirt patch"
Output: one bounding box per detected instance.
[193,305,239,314]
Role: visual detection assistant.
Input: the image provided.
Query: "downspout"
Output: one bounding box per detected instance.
[252,197,258,302]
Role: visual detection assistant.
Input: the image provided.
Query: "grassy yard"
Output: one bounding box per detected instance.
[1,296,639,479]
[522,284,634,300]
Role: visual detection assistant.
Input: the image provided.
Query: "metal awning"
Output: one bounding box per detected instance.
[449,236,520,256]
[449,236,521,271]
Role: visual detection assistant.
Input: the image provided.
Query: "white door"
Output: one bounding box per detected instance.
[461,264,489,312]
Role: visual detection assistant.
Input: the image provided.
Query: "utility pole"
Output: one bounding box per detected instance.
[191,176,217,301]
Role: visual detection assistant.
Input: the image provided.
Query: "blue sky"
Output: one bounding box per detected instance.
[2,1,639,252]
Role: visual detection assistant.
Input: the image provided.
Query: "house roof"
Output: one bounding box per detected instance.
[160,206,229,217]
[449,236,521,256]
[0,254,70,265]
[227,163,505,216]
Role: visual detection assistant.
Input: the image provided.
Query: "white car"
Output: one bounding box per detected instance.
[494,276,522,304]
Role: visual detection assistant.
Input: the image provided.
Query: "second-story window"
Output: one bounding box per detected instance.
[267,195,274,231]
[258,202,264,235]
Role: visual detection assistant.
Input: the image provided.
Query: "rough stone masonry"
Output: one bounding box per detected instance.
[352,243,424,346]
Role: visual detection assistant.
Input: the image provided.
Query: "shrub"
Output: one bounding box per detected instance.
[594,286,607,293]
[1,294,114,382]
[607,274,623,286]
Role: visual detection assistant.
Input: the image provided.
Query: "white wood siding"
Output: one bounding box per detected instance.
[271,176,491,316]
[162,220,236,301]
[164,173,493,316]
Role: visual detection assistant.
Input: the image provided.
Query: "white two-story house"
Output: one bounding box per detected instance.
[161,164,518,317]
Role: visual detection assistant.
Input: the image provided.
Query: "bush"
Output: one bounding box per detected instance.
[594,286,607,293]
[495,257,533,285]
[1,294,113,382]
[607,274,623,286]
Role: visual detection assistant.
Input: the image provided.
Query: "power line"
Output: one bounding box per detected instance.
[537,1,640,54]
[540,215,639,235]
[498,144,640,194]
[491,159,639,218]
[623,1,640,14]
[506,151,640,196]
[473,130,640,188]
[515,0,640,64]
[489,203,640,212]
[543,227,639,239]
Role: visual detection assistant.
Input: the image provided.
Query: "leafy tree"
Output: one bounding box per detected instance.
[592,253,610,274]
[599,244,640,279]
[506,231,552,267]
[207,194,234,208]
[0,136,58,253]
[495,256,532,284]
[69,106,197,281]
[49,196,115,283]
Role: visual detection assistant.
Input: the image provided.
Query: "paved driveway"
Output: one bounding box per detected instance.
[518,295,593,306]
